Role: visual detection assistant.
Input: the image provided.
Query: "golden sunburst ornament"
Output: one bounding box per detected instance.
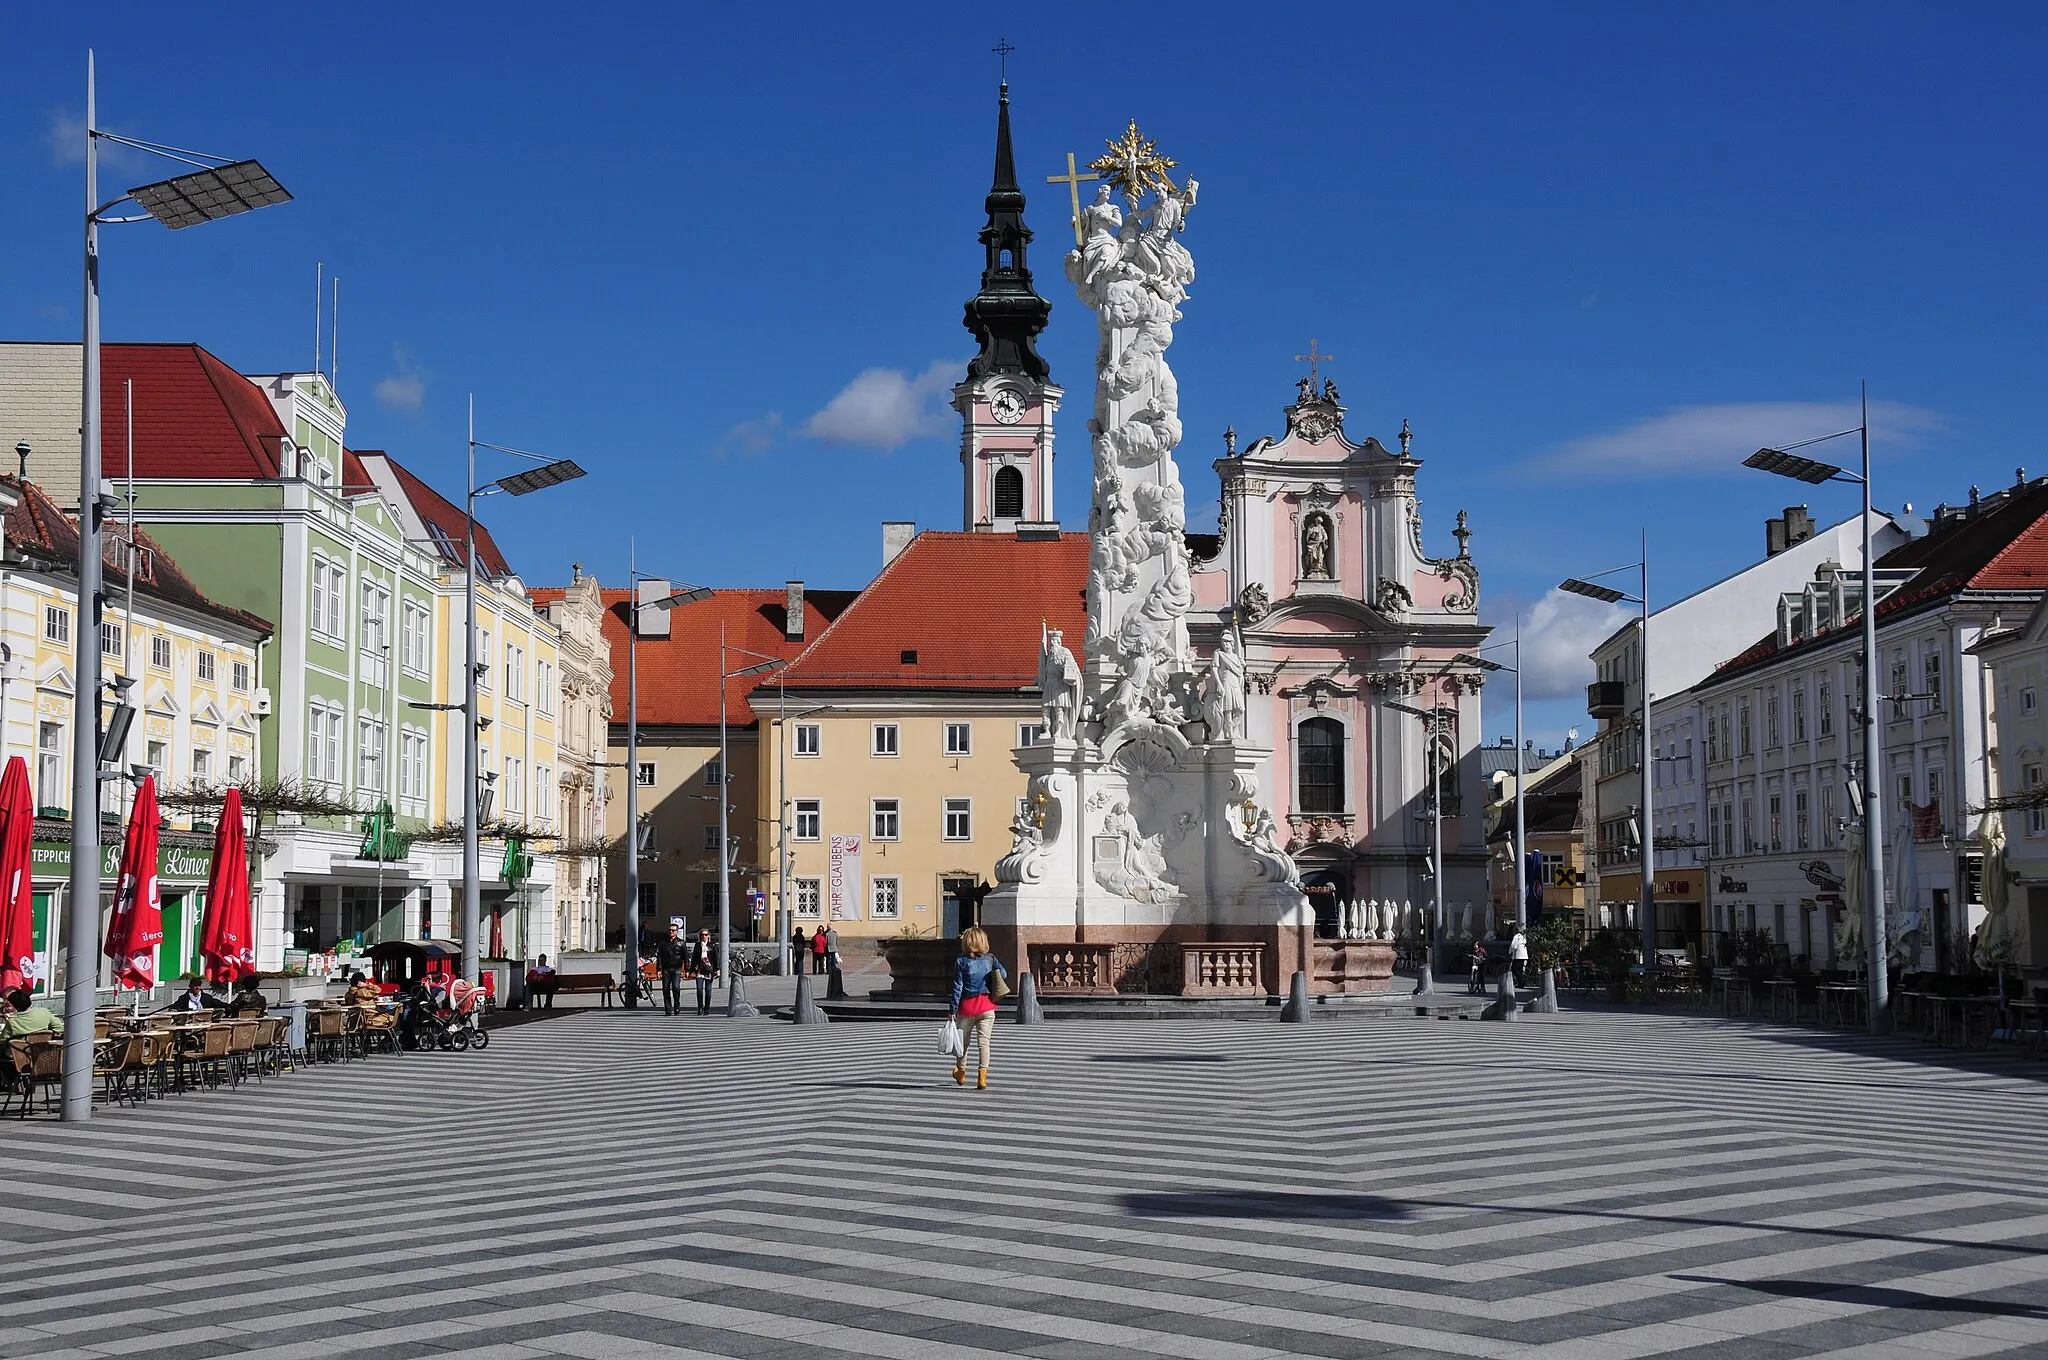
[1089,120,1179,204]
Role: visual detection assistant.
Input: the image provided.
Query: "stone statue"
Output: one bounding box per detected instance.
[1201,631,1246,742]
[1296,376,1314,405]
[1246,803,1283,855]
[1322,378,1341,404]
[1303,515,1331,579]
[1037,628,1081,740]
[1072,184,1124,290]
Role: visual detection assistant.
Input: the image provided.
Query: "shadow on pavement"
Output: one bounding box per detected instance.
[1674,1274,2048,1320]
[1086,1054,1231,1064]
[1120,1191,1415,1222]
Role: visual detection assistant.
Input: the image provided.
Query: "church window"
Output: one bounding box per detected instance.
[1432,709,1459,812]
[992,465,1025,519]
[1297,717,1345,814]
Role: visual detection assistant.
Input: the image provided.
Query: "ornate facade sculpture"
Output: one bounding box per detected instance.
[1302,512,1333,579]
[1037,627,1081,740]
[1200,630,1247,742]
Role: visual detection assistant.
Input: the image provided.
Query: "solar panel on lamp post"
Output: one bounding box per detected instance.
[1742,390,1889,1036]
[463,403,587,987]
[620,547,713,994]
[1561,541,1653,977]
[64,53,292,1123]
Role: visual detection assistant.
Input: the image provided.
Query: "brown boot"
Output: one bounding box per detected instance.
[976,1068,988,1090]
[952,1064,966,1086]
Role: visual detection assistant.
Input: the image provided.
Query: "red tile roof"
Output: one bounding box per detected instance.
[97,343,289,477]
[779,531,1088,691]
[1707,480,2048,684]
[534,586,860,728]
[2,478,272,636]
[363,452,513,577]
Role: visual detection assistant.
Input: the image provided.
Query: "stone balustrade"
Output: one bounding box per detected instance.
[1028,942,1118,995]
[1179,942,1267,997]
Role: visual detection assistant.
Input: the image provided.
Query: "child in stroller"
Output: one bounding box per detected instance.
[399,974,491,1051]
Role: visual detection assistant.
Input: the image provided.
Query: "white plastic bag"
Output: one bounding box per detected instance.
[939,1018,964,1057]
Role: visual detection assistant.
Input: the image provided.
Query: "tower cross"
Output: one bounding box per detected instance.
[1294,338,1335,389]
[992,37,1015,82]
[1047,152,1100,248]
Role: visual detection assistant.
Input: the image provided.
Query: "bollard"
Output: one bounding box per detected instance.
[725,973,760,1019]
[1524,968,1560,1015]
[792,970,830,1024]
[826,964,848,1001]
[1015,970,1044,1024]
[1483,965,1520,1021]
[1279,969,1312,1022]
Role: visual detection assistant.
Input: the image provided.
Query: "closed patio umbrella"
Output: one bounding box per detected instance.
[0,756,34,992]
[199,787,253,984]
[103,774,164,993]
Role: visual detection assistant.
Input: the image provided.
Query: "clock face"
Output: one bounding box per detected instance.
[990,389,1025,425]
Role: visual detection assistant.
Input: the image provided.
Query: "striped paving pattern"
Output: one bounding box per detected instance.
[3,1008,2046,1359]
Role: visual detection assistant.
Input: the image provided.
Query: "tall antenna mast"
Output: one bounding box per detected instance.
[313,261,323,375]
[330,276,340,393]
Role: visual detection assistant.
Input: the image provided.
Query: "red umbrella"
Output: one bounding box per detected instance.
[198,787,253,984]
[0,756,34,993]
[103,774,163,991]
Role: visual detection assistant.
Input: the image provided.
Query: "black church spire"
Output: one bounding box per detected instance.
[962,83,1052,381]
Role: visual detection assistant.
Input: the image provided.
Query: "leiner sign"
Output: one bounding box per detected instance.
[29,839,220,884]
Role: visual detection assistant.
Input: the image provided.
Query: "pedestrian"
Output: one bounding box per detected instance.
[791,926,808,973]
[525,953,558,1010]
[824,925,841,973]
[949,926,1008,1090]
[655,924,688,1016]
[811,927,829,975]
[2,987,62,1039]
[687,927,719,1014]
[169,976,233,1013]
[1509,927,1529,987]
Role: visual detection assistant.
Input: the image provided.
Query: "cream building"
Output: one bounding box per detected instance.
[534,569,615,953]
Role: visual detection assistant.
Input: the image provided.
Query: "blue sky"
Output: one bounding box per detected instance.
[6,3,2046,746]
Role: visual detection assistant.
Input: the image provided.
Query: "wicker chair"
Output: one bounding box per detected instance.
[308,1009,346,1065]
[224,1020,261,1085]
[98,1032,159,1106]
[4,1036,63,1117]
[251,1016,290,1077]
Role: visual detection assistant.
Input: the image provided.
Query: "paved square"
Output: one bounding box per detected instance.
[6,1009,2047,1359]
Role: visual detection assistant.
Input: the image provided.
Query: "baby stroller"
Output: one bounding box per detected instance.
[400,976,491,1052]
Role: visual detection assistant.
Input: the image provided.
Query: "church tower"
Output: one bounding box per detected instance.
[954,82,1061,532]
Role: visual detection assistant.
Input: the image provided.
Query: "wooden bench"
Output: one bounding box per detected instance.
[546,973,619,1007]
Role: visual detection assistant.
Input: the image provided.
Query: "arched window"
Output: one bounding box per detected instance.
[992,465,1025,519]
[1298,717,1345,813]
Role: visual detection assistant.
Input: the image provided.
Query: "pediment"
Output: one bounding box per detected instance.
[36,658,72,691]
[1250,594,1399,635]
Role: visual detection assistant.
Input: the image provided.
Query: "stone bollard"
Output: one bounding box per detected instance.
[1279,969,1312,1022]
[725,973,760,1019]
[1523,968,1560,1015]
[1483,965,1520,1021]
[1015,970,1045,1024]
[792,970,830,1024]
[826,964,848,1001]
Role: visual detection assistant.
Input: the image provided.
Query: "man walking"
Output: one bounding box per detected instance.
[655,923,688,1016]
[1509,926,1530,987]
[687,927,719,1015]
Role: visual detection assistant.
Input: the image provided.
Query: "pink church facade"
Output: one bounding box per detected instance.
[1191,384,1492,936]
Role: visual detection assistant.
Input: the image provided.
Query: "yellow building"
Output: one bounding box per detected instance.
[0,477,270,994]
[361,454,566,959]
[533,569,615,954]
[761,531,1087,945]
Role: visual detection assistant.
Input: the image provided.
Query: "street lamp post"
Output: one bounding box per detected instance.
[64,53,292,1121]
[1743,387,1890,1035]
[462,403,586,983]
[1386,699,1442,990]
[1457,621,1528,928]
[716,630,783,986]
[1562,543,1654,967]
[621,552,712,991]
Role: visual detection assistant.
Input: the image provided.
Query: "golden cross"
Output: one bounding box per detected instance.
[1295,338,1335,388]
[1047,152,1100,248]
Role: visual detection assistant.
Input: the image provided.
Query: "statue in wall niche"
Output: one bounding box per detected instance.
[1200,631,1246,742]
[1037,627,1081,741]
[1302,513,1332,579]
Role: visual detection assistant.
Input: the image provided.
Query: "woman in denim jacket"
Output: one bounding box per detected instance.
[950,926,1007,1089]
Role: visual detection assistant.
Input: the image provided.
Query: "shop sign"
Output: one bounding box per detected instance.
[1801,859,1845,892]
[1718,873,1749,893]
[30,839,217,883]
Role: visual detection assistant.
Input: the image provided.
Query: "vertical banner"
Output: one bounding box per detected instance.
[828,835,863,920]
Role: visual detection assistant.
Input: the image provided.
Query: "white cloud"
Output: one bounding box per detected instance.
[47,112,140,169]
[714,412,784,457]
[375,343,428,414]
[1513,587,1631,701]
[1532,400,1946,480]
[801,360,963,450]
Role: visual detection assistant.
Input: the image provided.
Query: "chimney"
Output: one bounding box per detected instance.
[784,580,805,641]
[882,521,916,567]
[634,578,672,638]
[1784,506,1814,547]
[1765,514,1788,557]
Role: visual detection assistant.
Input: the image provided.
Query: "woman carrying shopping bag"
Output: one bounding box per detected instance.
[949,926,1009,1089]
